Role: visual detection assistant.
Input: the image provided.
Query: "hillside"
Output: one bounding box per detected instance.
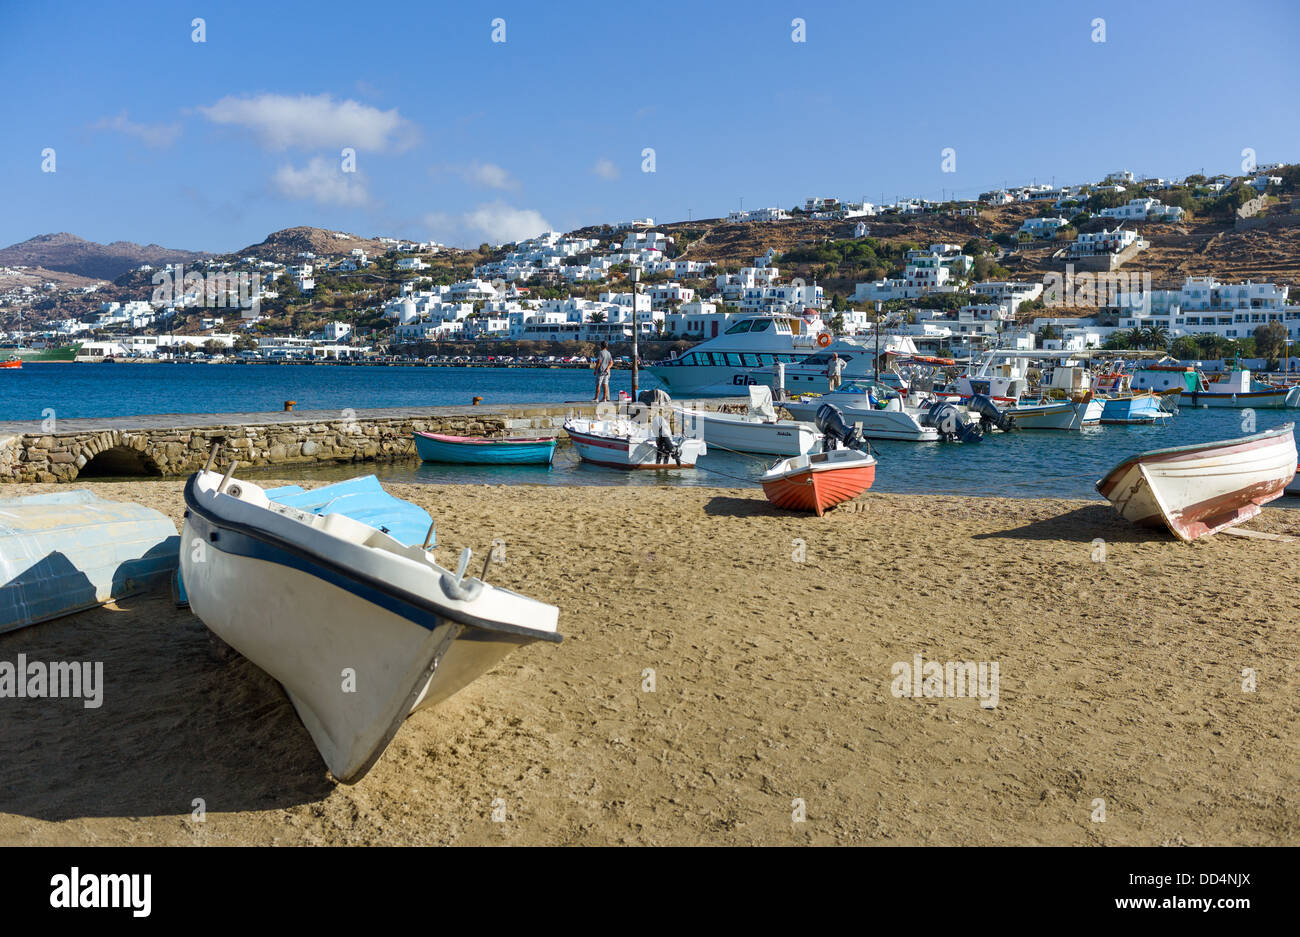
[0,233,209,280]
[230,227,408,263]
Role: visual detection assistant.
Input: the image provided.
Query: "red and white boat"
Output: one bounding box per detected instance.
[563,418,706,469]
[760,448,877,516]
[1096,424,1297,542]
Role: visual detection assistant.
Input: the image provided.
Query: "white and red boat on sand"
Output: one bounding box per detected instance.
[563,418,706,469]
[1096,424,1297,542]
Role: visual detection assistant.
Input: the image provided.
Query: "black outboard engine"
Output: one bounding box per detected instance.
[815,403,866,452]
[969,393,1016,432]
[922,400,983,443]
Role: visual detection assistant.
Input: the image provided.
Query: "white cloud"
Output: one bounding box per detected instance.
[197,93,416,152]
[93,112,182,148]
[592,158,620,181]
[431,161,519,190]
[425,202,552,246]
[465,161,516,190]
[273,157,370,206]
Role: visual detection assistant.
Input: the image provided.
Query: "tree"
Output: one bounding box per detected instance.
[1170,335,1201,361]
[1140,324,1169,349]
[589,310,607,323]
[1253,320,1288,365]
[829,313,845,335]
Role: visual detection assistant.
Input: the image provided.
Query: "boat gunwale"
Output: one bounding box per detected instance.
[182,474,562,644]
[1096,424,1295,496]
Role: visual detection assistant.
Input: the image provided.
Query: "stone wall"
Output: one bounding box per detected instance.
[0,400,744,483]
[1,407,559,483]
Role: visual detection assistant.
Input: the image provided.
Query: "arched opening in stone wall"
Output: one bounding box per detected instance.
[77,446,164,478]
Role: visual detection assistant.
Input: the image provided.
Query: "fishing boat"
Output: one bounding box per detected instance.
[761,449,877,516]
[1098,392,1171,425]
[413,431,557,465]
[563,418,707,468]
[180,467,561,782]
[1,490,178,633]
[674,386,819,456]
[0,357,21,370]
[1003,397,1102,430]
[1095,424,1297,542]
[1134,364,1298,409]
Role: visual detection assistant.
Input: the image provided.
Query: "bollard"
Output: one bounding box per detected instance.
[472,396,482,406]
[284,400,296,411]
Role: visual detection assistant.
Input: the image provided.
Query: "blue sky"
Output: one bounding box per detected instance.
[1,0,1297,252]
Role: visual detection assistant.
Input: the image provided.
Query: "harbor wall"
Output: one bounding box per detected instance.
[0,399,747,483]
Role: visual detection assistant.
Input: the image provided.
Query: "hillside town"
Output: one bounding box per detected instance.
[3,161,1299,364]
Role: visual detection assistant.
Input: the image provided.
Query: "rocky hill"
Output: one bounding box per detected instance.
[0,233,209,280]
[230,227,404,263]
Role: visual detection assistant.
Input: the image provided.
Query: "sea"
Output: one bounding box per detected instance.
[5,362,1298,503]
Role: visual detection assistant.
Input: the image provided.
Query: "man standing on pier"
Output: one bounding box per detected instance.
[594,341,613,402]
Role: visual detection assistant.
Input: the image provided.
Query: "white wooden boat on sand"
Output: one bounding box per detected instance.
[564,417,706,468]
[1096,424,1297,542]
[181,468,561,782]
[673,386,818,456]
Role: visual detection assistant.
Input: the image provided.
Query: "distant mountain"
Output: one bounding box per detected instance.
[231,226,396,262]
[0,233,210,281]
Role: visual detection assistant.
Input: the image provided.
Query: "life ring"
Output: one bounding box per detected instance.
[816,333,832,348]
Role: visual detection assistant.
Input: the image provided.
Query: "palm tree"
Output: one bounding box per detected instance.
[589,310,607,323]
[1141,324,1169,349]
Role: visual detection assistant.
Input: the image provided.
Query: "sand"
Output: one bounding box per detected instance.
[2,478,1298,846]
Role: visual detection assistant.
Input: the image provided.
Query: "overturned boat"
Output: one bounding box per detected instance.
[1096,424,1297,542]
[1,490,179,633]
[180,468,561,782]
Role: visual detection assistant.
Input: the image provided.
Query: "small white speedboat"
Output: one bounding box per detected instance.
[1096,424,1297,542]
[673,386,818,456]
[564,418,706,468]
[180,468,561,782]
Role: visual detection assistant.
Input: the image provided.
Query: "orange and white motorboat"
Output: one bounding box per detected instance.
[0,356,21,370]
[761,448,876,516]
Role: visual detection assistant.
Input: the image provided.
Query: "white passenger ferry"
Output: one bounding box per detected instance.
[646,314,916,397]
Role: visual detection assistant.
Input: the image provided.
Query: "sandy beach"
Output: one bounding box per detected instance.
[2,478,1298,846]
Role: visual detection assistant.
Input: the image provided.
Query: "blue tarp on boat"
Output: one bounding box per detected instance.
[0,490,179,633]
[264,475,434,547]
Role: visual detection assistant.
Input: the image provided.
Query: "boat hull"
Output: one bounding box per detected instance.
[1098,393,1171,425]
[0,491,179,633]
[1096,425,1297,542]
[1180,388,1293,409]
[761,450,876,516]
[675,408,817,455]
[782,398,940,441]
[413,432,556,465]
[1006,399,1098,430]
[564,420,706,468]
[180,472,560,782]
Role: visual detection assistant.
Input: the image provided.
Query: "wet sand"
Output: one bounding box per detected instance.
[1,479,1298,845]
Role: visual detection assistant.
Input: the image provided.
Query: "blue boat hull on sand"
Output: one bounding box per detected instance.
[175,475,433,608]
[413,432,556,465]
[1,490,179,633]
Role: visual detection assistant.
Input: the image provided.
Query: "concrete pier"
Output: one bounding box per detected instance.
[0,398,748,483]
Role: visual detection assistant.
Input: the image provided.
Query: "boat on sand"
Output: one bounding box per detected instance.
[760,402,877,515]
[180,467,561,782]
[1095,425,1297,542]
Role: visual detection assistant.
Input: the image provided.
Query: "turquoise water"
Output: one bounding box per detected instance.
[6,362,1298,502]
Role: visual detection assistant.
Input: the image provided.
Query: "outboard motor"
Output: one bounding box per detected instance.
[922,400,983,443]
[814,403,866,452]
[969,393,1016,432]
[650,408,682,466]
